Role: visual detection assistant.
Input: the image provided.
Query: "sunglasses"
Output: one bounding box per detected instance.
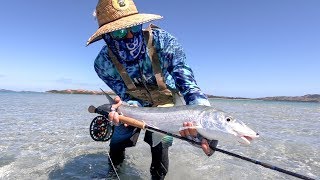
[109,25,142,39]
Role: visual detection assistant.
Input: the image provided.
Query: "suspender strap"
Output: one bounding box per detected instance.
[108,50,137,90]
[144,25,167,91]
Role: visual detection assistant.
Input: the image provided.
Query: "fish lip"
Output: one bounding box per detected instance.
[239,136,251,145]
[243,135,253,142]
[238,135,258,145]
[233,128,259,145]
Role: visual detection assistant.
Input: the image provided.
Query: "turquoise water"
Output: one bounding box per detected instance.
[0,92,319,179]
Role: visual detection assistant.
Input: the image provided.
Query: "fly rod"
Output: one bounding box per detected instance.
[88,105,315,180]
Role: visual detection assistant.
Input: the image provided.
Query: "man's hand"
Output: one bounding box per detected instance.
[108,96,136,127]
[179,122,214,156]
[108,96,122,125]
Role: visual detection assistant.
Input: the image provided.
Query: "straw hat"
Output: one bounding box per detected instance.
[87,0,163,46]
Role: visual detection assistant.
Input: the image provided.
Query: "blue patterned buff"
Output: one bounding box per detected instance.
[94,26,210,107]
[103,25,146,64]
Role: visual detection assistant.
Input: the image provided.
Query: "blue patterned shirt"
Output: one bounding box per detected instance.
[94,27,210,107]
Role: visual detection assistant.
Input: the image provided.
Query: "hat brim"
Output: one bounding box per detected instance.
[87,13,163,46]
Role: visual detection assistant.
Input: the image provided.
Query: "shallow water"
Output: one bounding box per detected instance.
[0,92,319,179]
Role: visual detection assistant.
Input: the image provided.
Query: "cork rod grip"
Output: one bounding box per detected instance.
[119,115,146,129]
[88,105,145,129]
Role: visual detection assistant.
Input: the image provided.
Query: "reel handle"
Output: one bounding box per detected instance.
[88,105,146,129]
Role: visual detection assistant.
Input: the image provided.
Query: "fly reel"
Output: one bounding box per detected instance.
[89,115,114,142]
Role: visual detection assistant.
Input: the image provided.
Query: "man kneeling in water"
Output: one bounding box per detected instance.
[87,0,216,179]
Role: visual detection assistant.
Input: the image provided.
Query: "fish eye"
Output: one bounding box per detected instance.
[226,117,233,122]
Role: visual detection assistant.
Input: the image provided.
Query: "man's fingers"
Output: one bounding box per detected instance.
[187,122,197,137]
[180,122,198,138]
[179,129,186,137]
[108,111,119,125]
[201,139,210,154]
[114,96,121,103]
[180,122,214,156]
[201,139,213,156]
[108,111,114,120]
[113,112,119,124]
[112,96,122,109]
[183,122,191,137]
[109,96,122,125]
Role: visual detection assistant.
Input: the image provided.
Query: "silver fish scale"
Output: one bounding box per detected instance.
[118,105,218,133]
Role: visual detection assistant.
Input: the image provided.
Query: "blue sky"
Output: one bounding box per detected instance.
[0,0,319,98]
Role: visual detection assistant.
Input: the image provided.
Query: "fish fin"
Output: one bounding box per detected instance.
[173,92,186,106]
[100,88,115,104]
[152,132,166,147]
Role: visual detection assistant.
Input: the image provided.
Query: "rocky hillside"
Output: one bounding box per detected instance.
[46,89,115,95]
[256,94,320,103]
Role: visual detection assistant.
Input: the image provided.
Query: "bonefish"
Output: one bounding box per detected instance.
[89,93,259,146]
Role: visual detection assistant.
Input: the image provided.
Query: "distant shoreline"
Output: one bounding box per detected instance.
[45,89,115,95]
[206,94,320,103]
[1,89,319,103]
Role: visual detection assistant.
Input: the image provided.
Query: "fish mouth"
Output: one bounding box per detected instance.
[238,134,259,145]
[239,136,253,145]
